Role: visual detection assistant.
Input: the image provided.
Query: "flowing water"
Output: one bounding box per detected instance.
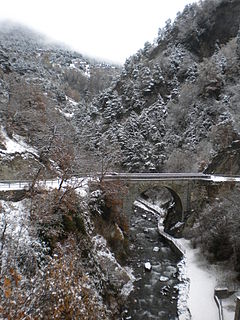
[122,205,182,320]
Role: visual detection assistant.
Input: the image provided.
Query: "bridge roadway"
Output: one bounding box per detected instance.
[103,172,212,181]
[0,173,239,191]
[103,172,240,182]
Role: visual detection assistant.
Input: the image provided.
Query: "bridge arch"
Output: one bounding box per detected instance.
[134,185,184,232]
[123,181,189,228]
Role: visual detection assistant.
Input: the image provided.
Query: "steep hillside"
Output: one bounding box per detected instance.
[0,23,120,179]
[80,0,240,174]
[2,2,240,318]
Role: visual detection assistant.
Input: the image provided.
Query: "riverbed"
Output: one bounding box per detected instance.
[122,204,181,320]
[122,199,237,320]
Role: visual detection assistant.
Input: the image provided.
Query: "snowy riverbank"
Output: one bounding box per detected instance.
[134,199,238,320]
[177,239,219,320]
[177,238,238,320]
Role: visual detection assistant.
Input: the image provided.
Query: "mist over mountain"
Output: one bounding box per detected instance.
[0,22,120,179]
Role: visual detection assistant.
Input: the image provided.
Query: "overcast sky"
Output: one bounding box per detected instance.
[0,0,197,64]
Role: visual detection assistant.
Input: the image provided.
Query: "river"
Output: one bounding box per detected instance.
[121,197,236,320]
[122,203,182,320]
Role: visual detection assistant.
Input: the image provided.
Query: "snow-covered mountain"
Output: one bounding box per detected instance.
[2,1,240,318]
[0,22,120,179]
[79,0,240,174]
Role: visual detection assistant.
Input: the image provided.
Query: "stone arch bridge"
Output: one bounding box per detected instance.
[0,173,239,224]
[103,173,239,223]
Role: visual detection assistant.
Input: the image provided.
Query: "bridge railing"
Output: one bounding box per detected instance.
[0,176,87,191]
[0,173,240,191]
[102,173,213,181]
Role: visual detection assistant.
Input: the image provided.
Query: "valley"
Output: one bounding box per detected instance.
[1,0,240,318]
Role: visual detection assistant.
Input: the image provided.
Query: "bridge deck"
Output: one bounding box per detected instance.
[0,173,239,191]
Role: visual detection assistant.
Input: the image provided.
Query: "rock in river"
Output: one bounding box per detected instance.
[144,262,152,271]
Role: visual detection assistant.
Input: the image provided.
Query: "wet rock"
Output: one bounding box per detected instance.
[152,264,162,272]
[165,265,177,277]
[161,247,171,254]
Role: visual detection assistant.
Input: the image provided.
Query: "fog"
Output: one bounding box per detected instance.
[0,0,197,63]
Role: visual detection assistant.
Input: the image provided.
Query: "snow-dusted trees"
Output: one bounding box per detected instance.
[194,186,240,277]
[75,0,240,176]
[236,28,240,58]
[6,76,48,142]
[1,235,110,319]
[0,183,118,319]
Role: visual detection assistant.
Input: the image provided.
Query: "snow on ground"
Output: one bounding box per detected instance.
[41,177,89,198]
[211,175,230,182]
[120,266,135,298]
[68,61,90,78]
[0,199,44,272]
[134,199,158,215]
[221,295,236,320]
[177,239,219,320]
[177,257,191,320]
[211,175,240,182]
[58,108,74,119]
[1,200,30,244]
[0,127,38,155]
[221,296,236,320]
[0,177,89,197]
[55,96,79,119]
[66,96,79,106]
[134,198,167,229]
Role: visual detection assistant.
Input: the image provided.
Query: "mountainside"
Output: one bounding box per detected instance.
[0,23,120,179]
[0,24,129,320]
[2,1,240,319]
[80,0,240,174]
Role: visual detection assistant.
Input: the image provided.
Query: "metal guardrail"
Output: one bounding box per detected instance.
[0,176,86,191]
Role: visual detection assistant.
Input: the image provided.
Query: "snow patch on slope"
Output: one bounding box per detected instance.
[0,127,38,155]
[58,108,74,119]
[0,199,44,272]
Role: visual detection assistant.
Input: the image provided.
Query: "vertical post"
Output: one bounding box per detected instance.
[234,296,240,320]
